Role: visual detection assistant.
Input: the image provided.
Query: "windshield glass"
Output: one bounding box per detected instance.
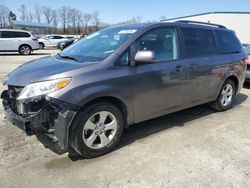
[59,26,138,62]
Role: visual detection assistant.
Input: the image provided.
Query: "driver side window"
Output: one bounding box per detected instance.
[133,27,179,62]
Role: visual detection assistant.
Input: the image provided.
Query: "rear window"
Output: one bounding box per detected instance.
[1,31,30,38]
[216,30,241,54]
[181,28,217,58]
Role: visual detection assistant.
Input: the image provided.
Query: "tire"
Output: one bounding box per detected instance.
[210,79,236,111]
[18,45,32,55]
[39,42,45,49]
[69,102,124,159]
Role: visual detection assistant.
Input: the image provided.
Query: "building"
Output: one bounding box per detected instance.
[164,12,250,44]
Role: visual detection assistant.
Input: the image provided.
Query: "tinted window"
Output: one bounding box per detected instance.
[216,30,241,54]
[1,31,30,38]
[16,32,30,37]
[53,36,64,39]
[1,31,13,38]
[181,28,217,58]
[133,27,179,62]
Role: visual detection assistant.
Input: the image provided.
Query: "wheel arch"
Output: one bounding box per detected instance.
[77,96,129,128]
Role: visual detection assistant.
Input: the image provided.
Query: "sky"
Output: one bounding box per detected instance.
[1,0,250,23]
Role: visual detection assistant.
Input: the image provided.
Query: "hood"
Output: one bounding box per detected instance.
[5,56,98,87]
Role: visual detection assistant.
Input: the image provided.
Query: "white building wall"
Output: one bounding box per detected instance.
[166,13,250,44]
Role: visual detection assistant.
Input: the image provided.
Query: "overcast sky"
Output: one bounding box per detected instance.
[1,0,250,23]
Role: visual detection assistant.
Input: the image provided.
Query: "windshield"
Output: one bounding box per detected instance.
[59,27,138,62]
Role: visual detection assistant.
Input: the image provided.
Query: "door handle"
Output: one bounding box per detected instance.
[175,65,182,72]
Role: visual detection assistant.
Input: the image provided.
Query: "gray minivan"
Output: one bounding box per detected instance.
[1,21,247,159]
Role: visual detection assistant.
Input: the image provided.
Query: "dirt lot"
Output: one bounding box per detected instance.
[0,50,250,188]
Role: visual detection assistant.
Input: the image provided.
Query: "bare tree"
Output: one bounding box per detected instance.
[51,10,59,33]
[42,6,53,24]
[69,8,78,33]
[0,5,10,28]
[28,12,34,22]
[134,16,142,23]
[82,13,92,34]
[76,10,83,34]
[59,6,68,34]
[92,11,100,31]
[34,4,42,23]
[18,4,27,21]
[159,15,166,21]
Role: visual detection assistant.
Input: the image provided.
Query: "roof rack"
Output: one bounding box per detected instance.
[175,20,227,29]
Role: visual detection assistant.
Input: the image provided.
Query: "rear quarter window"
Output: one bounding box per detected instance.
[181,28,217,58]
[15,32,31,38]
[215,30,241,54]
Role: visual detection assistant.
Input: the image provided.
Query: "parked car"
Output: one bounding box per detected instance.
[244,45,250,81]
[38,35,68,48]
[56,38,78,50]
[0,29,40,55]
[1,21,247,159]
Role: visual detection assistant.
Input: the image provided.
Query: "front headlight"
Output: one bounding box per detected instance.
[17,78,72,101]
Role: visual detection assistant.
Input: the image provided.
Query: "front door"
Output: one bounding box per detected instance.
[130,27,189,123]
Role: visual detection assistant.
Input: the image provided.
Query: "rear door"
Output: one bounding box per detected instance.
[179,28,218,103]
[0,31,17,51]
[130,27,189,122]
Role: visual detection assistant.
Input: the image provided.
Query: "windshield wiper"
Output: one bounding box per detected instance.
[57,53,79,62]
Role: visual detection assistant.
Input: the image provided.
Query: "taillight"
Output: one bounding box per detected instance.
[244,55,250,64]
[32,38,38,42]
[240,55,249,65]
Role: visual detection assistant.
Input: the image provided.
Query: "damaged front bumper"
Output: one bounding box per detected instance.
[1,89,79,155]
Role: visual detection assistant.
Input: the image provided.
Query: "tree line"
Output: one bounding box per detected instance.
[0,4,147,35]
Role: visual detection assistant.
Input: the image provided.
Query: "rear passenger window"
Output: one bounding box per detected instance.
[133,28,179,62]
[181,28,217,58]
[1,31,30,38]
[216,30,241,54]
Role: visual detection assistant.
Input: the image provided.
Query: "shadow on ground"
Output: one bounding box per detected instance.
[68,93,247,161]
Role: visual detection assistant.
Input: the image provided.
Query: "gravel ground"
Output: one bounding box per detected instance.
[0,50,250,188]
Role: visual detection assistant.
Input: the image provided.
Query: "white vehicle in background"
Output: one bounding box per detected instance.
[38,35,70,49]
[0,29,40,55]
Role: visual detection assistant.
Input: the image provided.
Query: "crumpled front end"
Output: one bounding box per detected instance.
[1,86,79,155]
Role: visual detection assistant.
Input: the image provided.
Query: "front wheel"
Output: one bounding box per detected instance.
[210,79,235,111]
[69,102,124,159]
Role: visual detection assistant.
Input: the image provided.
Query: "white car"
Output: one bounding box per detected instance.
[0,29,40,55]
[38,35,69,48]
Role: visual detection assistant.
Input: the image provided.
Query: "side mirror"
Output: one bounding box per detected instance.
[134,51,156,65]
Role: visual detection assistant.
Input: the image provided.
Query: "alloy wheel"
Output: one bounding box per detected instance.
[82,111,118,149]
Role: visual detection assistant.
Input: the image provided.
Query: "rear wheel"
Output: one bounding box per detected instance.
[19,45,32,55]
[69,102,124,159]
[210,79,235,111]
[39,42,45,49]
